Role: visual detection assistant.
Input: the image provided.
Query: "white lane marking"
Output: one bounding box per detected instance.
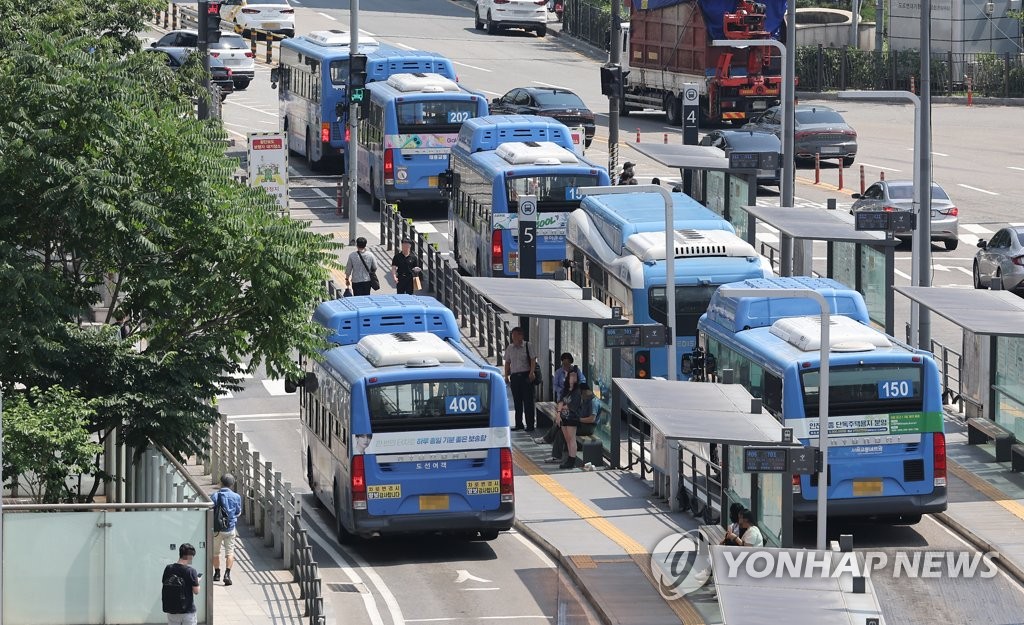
[961,223,994,234]
[216,390,233,399]
[415,222,439,234]
[958,183,999,196]
[453,60,493,73]
[762,223,779,234]
[1009,166,1024,172]
[532,80,568,89]
[261,378,290,395]
[924,515,1024,597]
[360,29,376,36]
[895,268,912,280]
[454,570,492,584]
[1011,222,1024,227]
[933,264,950,272]
[317,12,335,20]
[904,148,949,157]
[758,233,780,244]
[225,412,299,419]
[305,512,397,625]
[224,100,279,118]
[858,162,901,172]
[395,42,416,50]
[404,617,555,622]
[511,531,557,569]
[478,89,503,96]
[461,587,501,591]
[227,416,299,422]
[952,266,973,276]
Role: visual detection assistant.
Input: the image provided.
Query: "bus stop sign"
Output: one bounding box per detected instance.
[518,195,537,279]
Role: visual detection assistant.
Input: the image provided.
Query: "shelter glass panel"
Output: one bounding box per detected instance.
[757,473,783,547]
[994,336,1024,437]
[588,323,614,449]
[727,177,750,241]
[706,171,726,218]
[832,241,857,289]
[860,244,886,328]
[560,320,586,400]
[727,444,752,511]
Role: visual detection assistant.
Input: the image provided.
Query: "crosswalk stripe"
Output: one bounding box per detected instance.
[262,379,290,396]
[961,223,994,234]
[933,264,950,272]
[895,268,912,280]
[952,266,973,276]
[758,233,779,244]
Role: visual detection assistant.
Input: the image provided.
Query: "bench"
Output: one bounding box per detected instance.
[535,401,558,429]
[1012,444,1024,473]
[700,524,727,546]
[577,435,604,467]
[967,417,1015,463]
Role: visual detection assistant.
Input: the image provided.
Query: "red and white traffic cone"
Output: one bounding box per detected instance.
[636,128,641,143]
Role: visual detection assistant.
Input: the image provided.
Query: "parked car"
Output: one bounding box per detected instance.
[850,180,960,250]
[145,47,235,101]
[699,129,781,188]
[474,0,548,37]
[489,87,595,146]
[973,226,1024,292]
[743,104,858,167]
[225,0,296,39]
[150,30,255,89]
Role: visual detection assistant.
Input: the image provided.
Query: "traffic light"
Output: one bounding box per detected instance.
[635,350,651,379]
[206,2,222,43]
[349,53,368,89]
[600,64,628,99]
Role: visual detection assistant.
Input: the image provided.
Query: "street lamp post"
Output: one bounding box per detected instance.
[717,287,831,551]
[712,38,795,274]
[580,185,677,381]
[837,90,929,348]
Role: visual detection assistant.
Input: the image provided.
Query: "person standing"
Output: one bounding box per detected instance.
[535,353,586,445]
[211,474,243,586]
[391,238,422,295]
[503,326,537,431]
[162,543,200,625]
[345,237,377,296]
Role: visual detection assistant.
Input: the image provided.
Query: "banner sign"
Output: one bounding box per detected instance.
[247,132,288,212]
[353,427,510,455]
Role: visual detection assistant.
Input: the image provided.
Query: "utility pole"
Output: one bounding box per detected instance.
[918,0,932,348]
[608,0,622,179]
[780,0,797,275]
[197,0,213,120]
[347,0,360,245]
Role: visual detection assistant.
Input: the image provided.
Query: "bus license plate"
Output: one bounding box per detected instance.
[428,176,438,187]
[853,479,883,496]
[419,495,449,511]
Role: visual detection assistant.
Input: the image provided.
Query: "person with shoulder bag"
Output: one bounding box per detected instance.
[554,370,586,469]
[503,327,537,431]
[345,237,379,296]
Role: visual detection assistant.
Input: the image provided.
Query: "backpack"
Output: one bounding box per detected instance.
[213,492,231,532]
[162,565,192,614]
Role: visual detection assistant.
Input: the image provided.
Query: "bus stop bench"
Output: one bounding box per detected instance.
[535,402,557,429]
[967,417,1014,463]
[1012,444,1024,473]
[700,524,727,546]
[577,435,603,467]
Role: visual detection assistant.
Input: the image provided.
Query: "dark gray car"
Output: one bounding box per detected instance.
[850,180,960,251]
[698,129,781,188]
[974,226,1024,293]
[743,104,858,167]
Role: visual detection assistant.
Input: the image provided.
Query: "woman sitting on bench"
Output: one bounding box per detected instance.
[545,378,596,469]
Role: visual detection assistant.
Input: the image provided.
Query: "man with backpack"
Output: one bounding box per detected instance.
[211,474,243,586]
[162,543,200,624]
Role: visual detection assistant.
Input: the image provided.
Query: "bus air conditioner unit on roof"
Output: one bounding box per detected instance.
[495,141,579,166]
[625,229,759,262]
[305,30,379,47]
[769,315,892,352]
[386,72,460,93]
[356,332,465,367]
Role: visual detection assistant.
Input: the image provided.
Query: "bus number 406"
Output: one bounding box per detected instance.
[447,395,480,414]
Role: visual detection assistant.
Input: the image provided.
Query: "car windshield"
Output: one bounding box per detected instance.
[210,36,248,49]
[1016,231,1024,246]
[886,184,948,201]
[533,92,586,108]
[795,110,846,125]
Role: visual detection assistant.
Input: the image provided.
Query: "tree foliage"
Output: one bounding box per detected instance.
[0,0,340,482]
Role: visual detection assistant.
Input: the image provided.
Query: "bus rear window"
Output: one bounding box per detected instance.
[396,100,478,133]
[801,364,923,415]
[506,174,599,211]
[649,285,719,338]
[367,379,491,432]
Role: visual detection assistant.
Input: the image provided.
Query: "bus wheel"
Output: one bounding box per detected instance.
[478,529,500,541]
[307,454,315,491]
[334,482,359,545]
[370,177,382,212]
[306,135,323,172]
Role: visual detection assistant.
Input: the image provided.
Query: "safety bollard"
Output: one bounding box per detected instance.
[163,4,169,28]
[837,160,844,190]
[967,76,973,106]
[880,170,885,181]
[336,180,345,217]
[910,75,916,95]
[251,33,258,57]
[860,165,865,194]
[663,133,668,144]
[636,128,641,143]
[814,153,820,185]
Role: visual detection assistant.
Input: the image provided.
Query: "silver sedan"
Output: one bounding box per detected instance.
[973,226,1024,293]
[851,180,960,251]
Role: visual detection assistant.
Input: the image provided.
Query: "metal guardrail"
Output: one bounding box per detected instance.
[153,3,282,64]
[903,323,966,415]
[207,415,325,625]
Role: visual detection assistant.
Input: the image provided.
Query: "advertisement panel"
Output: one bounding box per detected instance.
[247,132,288,212]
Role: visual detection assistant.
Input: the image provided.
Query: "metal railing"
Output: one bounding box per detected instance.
[207,415,325,625]
[903,323,966,416]
[678,443,723,526]
[623,405,654,479]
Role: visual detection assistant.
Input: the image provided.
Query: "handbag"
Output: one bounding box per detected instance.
[412,275,423,292]
[342,287,353,297]
[357,251,380,291]
[526,343,542,386]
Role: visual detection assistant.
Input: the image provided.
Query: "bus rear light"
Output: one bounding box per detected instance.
[491,230,503,272]
[912,356,921,362]
[933,432,947,487]
[352,455,367,510]
[384,149,394,184]
[321,122,330,144]
[500,447,514,503]
[792,474,801,494]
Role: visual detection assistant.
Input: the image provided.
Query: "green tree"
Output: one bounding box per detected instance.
[2,386,103,503]
[0,0,341,484]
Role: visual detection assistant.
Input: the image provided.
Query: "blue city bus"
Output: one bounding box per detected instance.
[449,139,610,278]
[356,73,489,210]
[697,277,947,523]
[277,31,457,171]
[300,295,514,543]
[564,192,774,377]
[454,115,578,154]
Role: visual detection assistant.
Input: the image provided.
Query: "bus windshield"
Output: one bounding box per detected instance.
[368,379,492,431]
[507,174,600,212]
[329,62,349,86]
[801,364,924,416]
[396,100,478,133]
[649,285,720,338]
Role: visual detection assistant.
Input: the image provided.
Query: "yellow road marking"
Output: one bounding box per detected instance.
[948,458,1024,521]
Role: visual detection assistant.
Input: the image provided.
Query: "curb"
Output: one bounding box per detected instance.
[513,520,618,625]
[935,511,1024,588]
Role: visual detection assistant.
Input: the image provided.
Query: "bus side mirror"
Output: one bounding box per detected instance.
[437,170,453,195]
[283,371,319,394]
[270,67,279,89]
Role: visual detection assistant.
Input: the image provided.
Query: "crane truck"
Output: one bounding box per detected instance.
[618,0,787,126]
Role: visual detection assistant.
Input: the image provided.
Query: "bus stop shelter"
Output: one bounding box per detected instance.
[742,205,898,334]
[613,378,800,547]
[895,286,1024,431]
